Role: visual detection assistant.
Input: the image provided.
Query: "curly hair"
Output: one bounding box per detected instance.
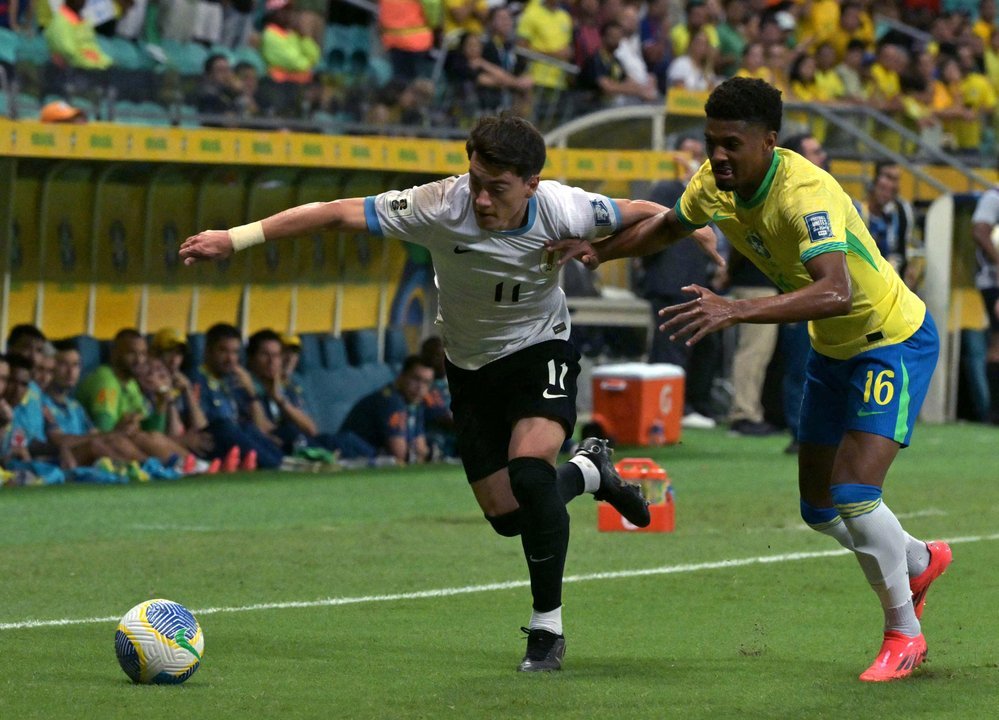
[704,77,783,134]
[466,112,546,180]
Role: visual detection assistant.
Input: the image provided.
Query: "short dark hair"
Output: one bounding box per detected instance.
[466,113,546,180]
[206,323,242,349]
[247,329,282,357]
[874,159,901,177]
[781,133,814,155]
[7,353,32,372]
[114,328,143,344]
[600,19,623,37]
[204,53,228,75]
[7,324,45,348]
[705,77,783,134]
[52,338,79,354]
[401,354,432,375]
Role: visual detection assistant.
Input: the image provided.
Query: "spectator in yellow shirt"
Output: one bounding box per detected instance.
[443,0,488,41]
[517,0,574,91]
[972,0,996,47]
[43,0,112,70]
[938,54,998,154]
[735,42,777,85]
[669,0,719,57]
[828,1,874,61]
[814,42,846,101]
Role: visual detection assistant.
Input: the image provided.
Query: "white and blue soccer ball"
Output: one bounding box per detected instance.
[114,599,204,684]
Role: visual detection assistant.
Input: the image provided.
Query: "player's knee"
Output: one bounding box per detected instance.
[485,509,523,537]
[507,456,556,505]
[800,498,840,528]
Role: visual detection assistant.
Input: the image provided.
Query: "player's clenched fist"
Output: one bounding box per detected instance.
[179,229,235,265]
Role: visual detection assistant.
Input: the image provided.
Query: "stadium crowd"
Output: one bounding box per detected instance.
[0,322,458,485]
[0,0,997,153]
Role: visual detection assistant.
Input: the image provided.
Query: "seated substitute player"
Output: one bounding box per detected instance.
[339,354,434,464]
[180,113,721,673]
[551,77,951,683]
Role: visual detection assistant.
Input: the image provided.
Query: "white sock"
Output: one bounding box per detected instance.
[840,502,921,636]
[568,456,601,494]
[808,517,855,550]
[905,534,931,578]
[529,606,563,636]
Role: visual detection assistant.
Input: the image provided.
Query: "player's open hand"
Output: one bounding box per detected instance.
[658,284,738,346]
[545,238,600,269]
[179,230,234,266]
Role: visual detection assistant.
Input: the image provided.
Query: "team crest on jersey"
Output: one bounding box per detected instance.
[539,248,558,273]
[591,199,612,226]
[803,211,833,242]
[746,231,771,259]
[388,189,414,218]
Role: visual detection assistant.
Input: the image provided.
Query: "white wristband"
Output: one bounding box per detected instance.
[229,221,266,252]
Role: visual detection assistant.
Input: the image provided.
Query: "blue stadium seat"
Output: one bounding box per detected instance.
[344,328,379,365]
[16,34,50,66]
[185,333,205,371]
[73,335,102,377]
[0,27,18,65]
[321,335,348,370]
[231,46,266,76]
[297,332,323,372]
[384,327,409,366]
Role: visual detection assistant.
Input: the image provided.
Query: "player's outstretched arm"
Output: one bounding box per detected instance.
[179,197,368,266]
[548,208,722,269]
[659,251,853,346]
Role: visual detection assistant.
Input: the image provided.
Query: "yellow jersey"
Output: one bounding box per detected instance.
[674,149,926,359]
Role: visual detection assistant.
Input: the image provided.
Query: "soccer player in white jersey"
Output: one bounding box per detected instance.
[180,114,721,672]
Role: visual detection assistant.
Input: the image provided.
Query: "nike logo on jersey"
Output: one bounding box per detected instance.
[857,408,890,417]
[542,389,568,399]
[453,246,473,254]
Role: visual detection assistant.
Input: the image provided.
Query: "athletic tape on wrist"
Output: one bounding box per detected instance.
[229,221,266,252]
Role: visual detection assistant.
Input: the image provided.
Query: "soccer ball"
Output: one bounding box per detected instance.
[114,599,204,684]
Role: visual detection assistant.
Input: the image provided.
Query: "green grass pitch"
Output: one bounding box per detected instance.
[1,423,997,719]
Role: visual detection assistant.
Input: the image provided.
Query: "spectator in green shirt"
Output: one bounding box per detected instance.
[43,0,112,70]
[76,329,189,463]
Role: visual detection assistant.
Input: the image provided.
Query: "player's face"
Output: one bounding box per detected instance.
[116,337,149,378]
[704,118,777,197]
[207,337,242,376]
[468,152,539,231]
[53,350,81,390]
[33,355,54,391]
[799,137,828,171]
[399,365,434,404]
[4,366,30,406]
[251,340,283,381]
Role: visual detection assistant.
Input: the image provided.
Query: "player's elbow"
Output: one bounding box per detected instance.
[824,286,853,317]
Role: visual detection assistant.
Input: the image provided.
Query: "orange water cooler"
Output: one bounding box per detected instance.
[591,363,685,446]
[597,458,675,533]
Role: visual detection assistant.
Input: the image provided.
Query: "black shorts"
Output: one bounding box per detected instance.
[446,339,580,483]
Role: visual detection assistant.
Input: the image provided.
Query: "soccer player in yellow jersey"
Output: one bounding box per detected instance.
[550,78,952,682]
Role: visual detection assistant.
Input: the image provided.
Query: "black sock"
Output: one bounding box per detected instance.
[555,462,586,504]
[508,456,569,613]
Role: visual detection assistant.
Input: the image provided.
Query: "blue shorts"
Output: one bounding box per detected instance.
[799,313,939,448]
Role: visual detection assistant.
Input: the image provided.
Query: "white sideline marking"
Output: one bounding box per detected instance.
[2,532,995,632]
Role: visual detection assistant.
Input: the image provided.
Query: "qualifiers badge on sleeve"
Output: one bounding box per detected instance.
[388,189,414,219]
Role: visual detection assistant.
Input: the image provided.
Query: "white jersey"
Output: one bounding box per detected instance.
[365,176,622,370]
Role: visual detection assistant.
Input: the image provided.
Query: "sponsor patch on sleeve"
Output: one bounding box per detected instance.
[803,211,834,242]
[591,198,612,226]
[387,189,414,219]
